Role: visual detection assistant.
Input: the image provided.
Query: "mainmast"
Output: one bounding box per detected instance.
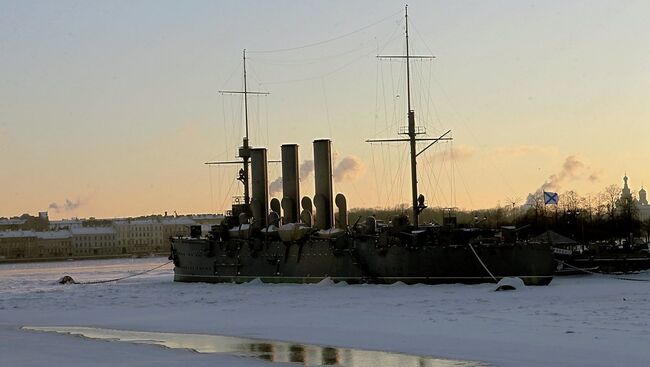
[207,49,269,209]
[404,6,419,228]
[367,5,452,227]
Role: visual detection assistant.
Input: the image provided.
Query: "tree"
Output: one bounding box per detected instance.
[603,184,621,218]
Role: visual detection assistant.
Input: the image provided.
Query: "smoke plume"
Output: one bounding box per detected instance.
[300,160,314,179]
[49,198,82,213]
[333,156,366,182]
[525,155,599,205]
[269,177,283,197]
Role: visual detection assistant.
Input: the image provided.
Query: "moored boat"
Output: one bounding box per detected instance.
[170,6,555,286]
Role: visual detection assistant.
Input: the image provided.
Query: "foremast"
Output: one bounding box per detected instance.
[206,49,269,212]
[367,5,452,227]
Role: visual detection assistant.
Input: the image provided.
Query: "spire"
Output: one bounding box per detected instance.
[621,173,632,201]
[640,184,648,205]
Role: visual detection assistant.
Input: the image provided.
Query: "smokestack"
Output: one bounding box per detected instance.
[313,139,333,229]
[250,148,269,228]
[281,144,300,223]
[335,193,348,229]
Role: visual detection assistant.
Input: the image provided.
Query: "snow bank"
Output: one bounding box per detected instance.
[1,258,649,367]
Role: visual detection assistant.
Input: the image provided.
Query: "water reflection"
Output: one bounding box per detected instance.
[23,326,490,367]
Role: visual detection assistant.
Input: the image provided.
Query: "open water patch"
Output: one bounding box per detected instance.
[23,326,490,367]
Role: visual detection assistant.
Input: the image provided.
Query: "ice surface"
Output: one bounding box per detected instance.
[1,257,649,367]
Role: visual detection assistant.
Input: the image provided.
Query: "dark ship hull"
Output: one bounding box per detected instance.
[171,233,554,285]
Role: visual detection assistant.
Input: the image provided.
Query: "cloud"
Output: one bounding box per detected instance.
[48,198,82,213]
[269,176,283,196]
[430,144,476,162]
[449,145,476,161]
[333,156,366,182]
[174,121,200,139]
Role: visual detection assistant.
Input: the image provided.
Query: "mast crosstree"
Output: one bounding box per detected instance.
[367,5,452,227]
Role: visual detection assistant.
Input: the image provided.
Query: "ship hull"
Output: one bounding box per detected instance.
[171,236,554,286]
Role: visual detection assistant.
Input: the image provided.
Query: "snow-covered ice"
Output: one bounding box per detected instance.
[1,257,649,366]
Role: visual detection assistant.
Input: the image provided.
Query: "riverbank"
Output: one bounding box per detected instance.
[0,252,168,264]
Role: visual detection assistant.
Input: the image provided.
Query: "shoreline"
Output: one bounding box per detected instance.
[0,253,169,265]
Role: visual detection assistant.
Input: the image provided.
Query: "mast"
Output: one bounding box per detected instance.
[207,49,269,210]
[243,49,250,145]
[404,5,419,227]
[368,5,452,227]
[242,49,250,205]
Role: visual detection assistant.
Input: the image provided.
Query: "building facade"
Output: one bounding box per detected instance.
[0,214,224,261]
[618,175,650,222]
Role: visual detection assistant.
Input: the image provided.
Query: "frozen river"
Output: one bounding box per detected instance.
[1,257,649,366]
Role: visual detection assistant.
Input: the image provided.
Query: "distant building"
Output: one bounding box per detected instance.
[161,217,197,240]
[49,219,83,231]
[70,227,118,257]
[0,218,28,231]
[0,231,36,259]
[34,230,73,258]
[617,175,650,221]
[113,219,164,255]
[0,213,224,261]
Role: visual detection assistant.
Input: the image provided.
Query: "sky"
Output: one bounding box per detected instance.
[1,0,649,220]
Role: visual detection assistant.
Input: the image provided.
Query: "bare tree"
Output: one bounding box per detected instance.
[603,184,621,218]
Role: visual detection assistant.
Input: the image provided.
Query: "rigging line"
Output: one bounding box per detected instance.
[431,148,442,207]
[435,149,450,208]
[218,96,239,159]
[245,61,266,90]
[421,152,436,206]
[208,165,215,212]
[397,145,409,207]
[451,141,456,208]
[409,21,448,131]
[432,150,442,207]
[220,177,237,211]
[427,60,444,132]
[370,146,380,205]
[468,244,497,283]
[260,22,404,87]
[255,92,261,144]
[265,97,270,150]
[248,9,403,53]
[259,47,377,85]
[321,77,333,138]
[251,44,377,66]
[409,20,437,62]
[385,145,403,206]
[424,149,442,207]
[372,51,381,205]
[455,156,477,209]
[555,260,650,282]
[219,59,245,95]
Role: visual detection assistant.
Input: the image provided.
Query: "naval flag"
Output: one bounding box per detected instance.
[543,191,559,205]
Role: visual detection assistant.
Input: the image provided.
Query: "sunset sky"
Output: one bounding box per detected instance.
[2,0,649,220]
